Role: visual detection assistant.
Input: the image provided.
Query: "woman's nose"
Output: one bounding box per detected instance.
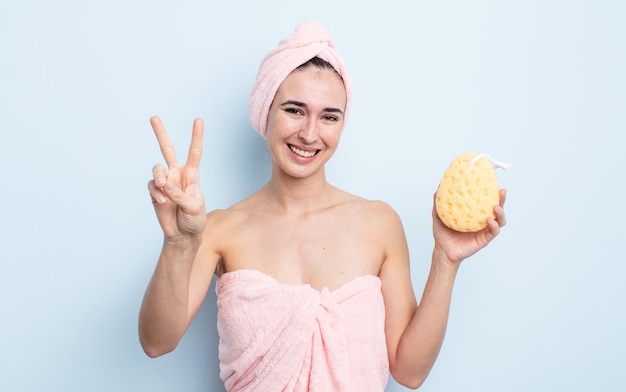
[297,117,318,143]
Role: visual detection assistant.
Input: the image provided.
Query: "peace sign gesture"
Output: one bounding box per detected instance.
[147,116,207,241]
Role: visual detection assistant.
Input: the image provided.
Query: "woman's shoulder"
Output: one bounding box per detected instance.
[332,187,401,222]
[331,184,392,208]
[205,188,273,230]
[206,197,259,225]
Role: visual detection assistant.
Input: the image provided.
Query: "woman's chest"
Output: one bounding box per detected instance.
[219,214,384,289]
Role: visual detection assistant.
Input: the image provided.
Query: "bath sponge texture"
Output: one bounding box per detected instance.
[435,152,499,232]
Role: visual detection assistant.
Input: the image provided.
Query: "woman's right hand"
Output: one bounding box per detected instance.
[147,116,207,241]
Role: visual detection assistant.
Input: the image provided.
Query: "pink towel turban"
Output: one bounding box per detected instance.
[248,21,352,137]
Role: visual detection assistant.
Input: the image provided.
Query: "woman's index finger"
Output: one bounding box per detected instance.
[185,118,204,168]
[150,116,178,167]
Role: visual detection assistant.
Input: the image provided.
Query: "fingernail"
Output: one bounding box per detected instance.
[156,176,165,186]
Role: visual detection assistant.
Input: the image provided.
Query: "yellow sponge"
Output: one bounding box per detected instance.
[435,152,510,232]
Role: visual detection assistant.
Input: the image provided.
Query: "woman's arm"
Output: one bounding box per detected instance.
[138,116,219,357]
[381,190,507,388]
[138,226,220,358]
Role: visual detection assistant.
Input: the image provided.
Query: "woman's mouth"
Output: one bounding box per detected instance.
[289,144,318,158]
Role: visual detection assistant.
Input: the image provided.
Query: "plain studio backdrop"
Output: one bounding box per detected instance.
[1,1,624,391]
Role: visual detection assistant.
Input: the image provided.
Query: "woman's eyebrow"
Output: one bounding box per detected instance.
[280,100,306,107]
[280,100,344,114]
[324,107,344,114]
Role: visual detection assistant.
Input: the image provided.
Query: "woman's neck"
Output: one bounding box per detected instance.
[262,167,337,215]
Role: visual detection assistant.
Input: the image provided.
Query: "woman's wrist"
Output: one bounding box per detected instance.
[432,245,462,273]
[163,233,203,255]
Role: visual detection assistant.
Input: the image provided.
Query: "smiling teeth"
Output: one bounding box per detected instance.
[290,145,317,158]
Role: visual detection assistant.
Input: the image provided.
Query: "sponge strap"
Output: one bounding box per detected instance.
[469,153,512,170]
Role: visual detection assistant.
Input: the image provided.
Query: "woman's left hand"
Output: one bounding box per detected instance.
[432,189,507,265]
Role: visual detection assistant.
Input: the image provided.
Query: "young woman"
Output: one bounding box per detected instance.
[139,21,507,391]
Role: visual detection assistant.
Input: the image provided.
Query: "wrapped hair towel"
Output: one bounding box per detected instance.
[248,21,352,137]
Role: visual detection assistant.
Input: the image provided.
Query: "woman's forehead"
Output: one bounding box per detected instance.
[276,68,347,107]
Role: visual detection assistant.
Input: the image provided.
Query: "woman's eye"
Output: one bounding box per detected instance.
[285,108,302,115]
[323,115,338,122]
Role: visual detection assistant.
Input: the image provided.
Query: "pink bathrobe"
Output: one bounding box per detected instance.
[216,270,389,391]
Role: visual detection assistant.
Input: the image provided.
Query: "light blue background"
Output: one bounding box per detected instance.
[1,1,624,391]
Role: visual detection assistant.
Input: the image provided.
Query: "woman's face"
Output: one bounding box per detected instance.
[265,67,347,179]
